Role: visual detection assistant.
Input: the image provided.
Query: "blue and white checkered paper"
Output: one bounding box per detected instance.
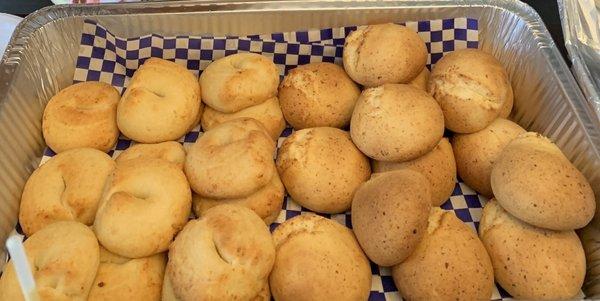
[38,18,512,300]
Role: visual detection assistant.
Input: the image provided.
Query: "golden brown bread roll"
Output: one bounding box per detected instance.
[185,118,276,199]
[343,23,427,87]
[117,58,201,143]
[409,67,430,91]
[201,96,285,140]
[200,53,279,113]
[278,62,360,129]
[276,127,370,213]
[192,166,284,225]
[372,138,456,206]
[352,170,431,266]
[451,118,525,197]
[350,83,444,161]
[115,141,186,169]
[491,132,595,230]
[479,199,586,300]
[42,81,120,153]
[94,158,191,258]
[19,147,115,236]
[392,208,494,301]
[270,214,371,301]
[167,205,275,301]
[88,247,166,301]
[428,49,513,133]
[0,221,99,301]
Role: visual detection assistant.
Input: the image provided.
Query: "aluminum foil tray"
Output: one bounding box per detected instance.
[1,0,600,297]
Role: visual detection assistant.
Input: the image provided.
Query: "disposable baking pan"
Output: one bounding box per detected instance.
[1,0,600,297]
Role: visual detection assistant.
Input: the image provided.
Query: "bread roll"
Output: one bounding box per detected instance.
[350,84,444,161]
[352,170,431,266]
[276,127,370,213]
[479,199,585,299]
[19,148,115,236]
[343,23,427,87]
[42,81,119,153]
[167,205,275,301]
[409,67,430,91]
[373,138,456,206]
[88,247,166,301]
[452,118,525,197]
[193,166,284,225]
[117,58,201,143]
[0,221,99,301]
[491,132,595,230]
[94,158,191,258]
[428,49,513,133]
[392,208,494,301]
[201,97,285,140]
[270,214,371,301]
[200,53,279,113]
[278,62,360,129]
[115,141,186,169]
[185,118,276,199]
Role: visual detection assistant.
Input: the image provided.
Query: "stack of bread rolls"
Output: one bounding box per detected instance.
[5,21,596,301]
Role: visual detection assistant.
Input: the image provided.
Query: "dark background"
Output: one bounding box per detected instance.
[0,0,570,62]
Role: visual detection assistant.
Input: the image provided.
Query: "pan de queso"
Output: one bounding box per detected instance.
[452,118,525,197]
[42,81,120,153]
[350,83,444,162]
[117,58,201,143]
[19,147,115,236]
[270,214,371,301]
[479,199,586,300]
[491,132,595,230]
[278,62,360,129]
[185,118,276,199]
[343,23,427,87]
[167,205,275,301]
[0,221,100,301]
[392,208,494,301]
[276,127,370,214]
[352,170,431,266]
[94,158,192,258]
[372,138,456,206]
[428,49,513,133]
[200,52,279,113]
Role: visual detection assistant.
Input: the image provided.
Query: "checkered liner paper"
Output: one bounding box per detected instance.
[36,18,512,300]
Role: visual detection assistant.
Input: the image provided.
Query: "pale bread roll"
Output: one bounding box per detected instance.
[409,67,430,91]
[117,58,201,143]
[491,132,595,230]
[479,199,585,299]
[428,49,513,133]
[185,118,276,199]
[352,170,431,266]
[276,127,370,213]
[201,97,285,140]
[392,208,494,301]
[42,81,120,153]
[372,138,456,206]
[350,84,444,161]
[19,148,115,236]
[0,221,99,301]
[200,53,279,113]
[270,214,371,301]
[343,23,427,87]
[94,158,191,258]
[192,166,284,225]
[278,62,360,129]
[115,141,186,169]
[452,118,525,197]
[88,247,166,301]
[167,205,275,301]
